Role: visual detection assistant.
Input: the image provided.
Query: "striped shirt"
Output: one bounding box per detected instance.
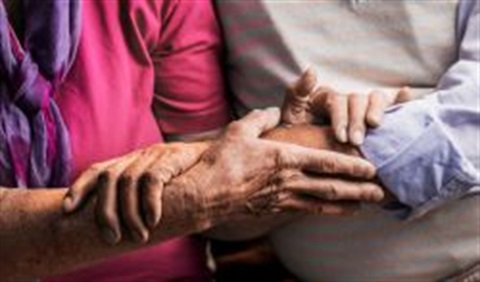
[216,0,480,281]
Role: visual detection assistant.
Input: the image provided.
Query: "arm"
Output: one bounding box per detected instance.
[360,2,480,219]
[0,179,211,281]
[1,109,381,281]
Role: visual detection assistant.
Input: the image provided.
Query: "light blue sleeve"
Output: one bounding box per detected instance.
[360,1,480,219]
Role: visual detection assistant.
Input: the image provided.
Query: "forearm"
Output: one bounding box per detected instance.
[0,124,357,279]
[0,184,212,281]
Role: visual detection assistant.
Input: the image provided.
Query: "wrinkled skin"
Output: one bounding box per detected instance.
[64,108,382,244]
[65,69,411,244]
[63,69,412,245]
[0,69,402,280]
[0,108,382,281]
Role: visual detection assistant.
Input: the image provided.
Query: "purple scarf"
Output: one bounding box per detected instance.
[0,0,80,188]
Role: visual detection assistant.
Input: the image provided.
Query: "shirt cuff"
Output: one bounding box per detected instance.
[360,101,479,220]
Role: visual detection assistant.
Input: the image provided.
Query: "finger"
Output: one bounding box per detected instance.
[63,161,113,213]
[96,154,139,245]
[365,90,390,127]
[283,176,385,202]
[329,94,348,143]
[366,90,400,127]
[141,143,205,228]
[139,173,163,229]
[95,172,122,245]
[119,148,163,233]
[63,167,102,213]
[348,94,369,145]
[277,195,360,216]
[281,68,317,125]
[118,177,148,243]
[273,143,376,179]
[228,107,281,138]
[140,149,179,229]
[308,86,334,114]
[395,86,413,103]
[294,67,317,97]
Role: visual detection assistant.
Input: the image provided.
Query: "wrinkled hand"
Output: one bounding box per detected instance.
[63,142,209,244]
[168,108,384,228]
[63,108,384,246]
[282,68,413,145]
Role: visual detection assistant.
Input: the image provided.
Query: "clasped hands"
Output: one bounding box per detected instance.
[63,69,410,245]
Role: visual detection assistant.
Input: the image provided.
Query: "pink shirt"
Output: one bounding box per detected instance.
[48,0,229,281]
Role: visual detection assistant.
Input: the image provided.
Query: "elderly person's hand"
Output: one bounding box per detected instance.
[63,141,210,244]
[64,108,383,245]
[282,68,413,145]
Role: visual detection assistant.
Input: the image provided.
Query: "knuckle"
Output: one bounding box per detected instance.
[121,166,144,181]
[167,144,182,154]
[250,109,262,116]
[155,166,175,183]
[117,174,133,191]
[277,170,301,188]
[88,164,104,174]
[320,157,338,173]
[272,147,285,167]
[97,171,112,186]
[325,94,336,112]
[351,124,366,134]
[227,121,245,136]
[273,146,295,169]
[274,150,288,169]
[359,184,374,199]
[325,184,338,200]
[351,162,367,177]
[139,172,158,189]
[279,169,298,181]
[353,161,375,178]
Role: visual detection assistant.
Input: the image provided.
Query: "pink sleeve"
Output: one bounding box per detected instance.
[152,0,230,136]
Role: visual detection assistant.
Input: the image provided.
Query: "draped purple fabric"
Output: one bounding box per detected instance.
[0,0,80,188]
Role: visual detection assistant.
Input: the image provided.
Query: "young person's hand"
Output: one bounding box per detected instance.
[282,69,413,145]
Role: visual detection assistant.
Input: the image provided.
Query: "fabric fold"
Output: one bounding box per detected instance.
[0,0,81,188]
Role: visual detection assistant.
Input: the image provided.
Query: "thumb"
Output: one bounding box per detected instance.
[281,68,317,125]
[228,107,281,138]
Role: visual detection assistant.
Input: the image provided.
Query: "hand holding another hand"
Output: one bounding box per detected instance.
[173,108,383,224]
[282,68,413,145]
[63,141,210,244]
[63,108,384,245]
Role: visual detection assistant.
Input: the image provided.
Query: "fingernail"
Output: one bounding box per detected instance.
[336,126,348,143]
[63,196,74,212]
[102,228,119,245]
[351,130,364,145]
